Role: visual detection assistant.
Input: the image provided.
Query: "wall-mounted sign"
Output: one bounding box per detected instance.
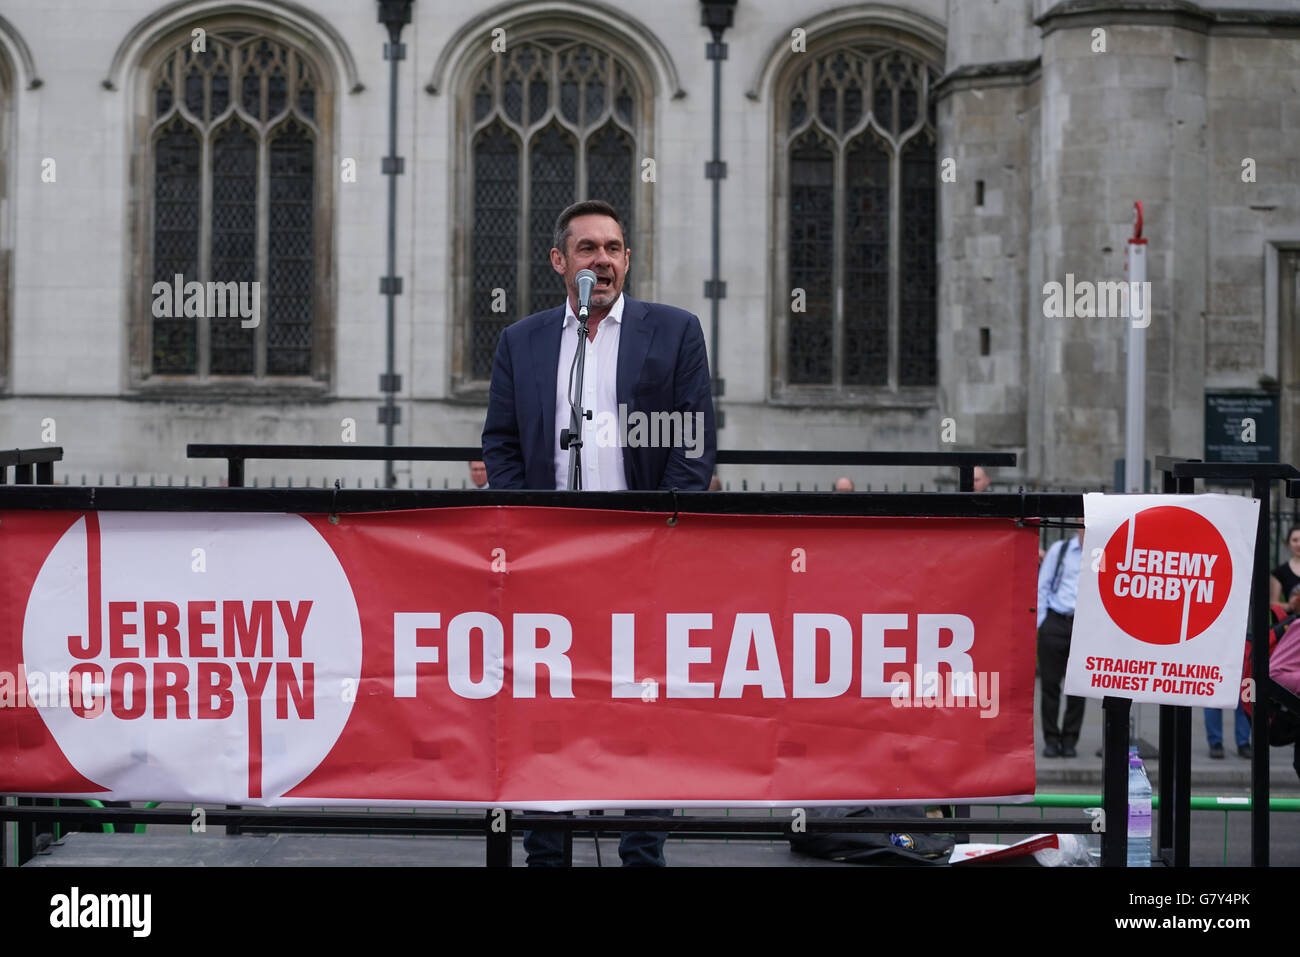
[1204,391,1279,464]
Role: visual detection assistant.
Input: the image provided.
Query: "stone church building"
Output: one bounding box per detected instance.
[0,0,1296,489]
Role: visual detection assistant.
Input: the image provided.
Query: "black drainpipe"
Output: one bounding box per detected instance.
[377,0,413,487]
[700,0,737,429]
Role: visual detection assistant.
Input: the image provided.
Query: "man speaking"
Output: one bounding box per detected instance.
[481,199,715,493]
[480,199,716,865]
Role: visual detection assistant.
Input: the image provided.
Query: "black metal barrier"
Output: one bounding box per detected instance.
[1155,456,1300,868]
[1150,456,1196,868]
[0,445,1188,868]
[0,446,62,485]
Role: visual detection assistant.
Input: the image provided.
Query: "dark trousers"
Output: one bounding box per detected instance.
[524,809,674,866]
[1037,609,1086,748]
[1204,703,1251,749]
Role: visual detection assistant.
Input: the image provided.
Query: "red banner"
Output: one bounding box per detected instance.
[0,508,1038,808]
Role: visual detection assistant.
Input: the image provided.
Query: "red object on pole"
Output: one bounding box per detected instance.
[1132,200,1144,243]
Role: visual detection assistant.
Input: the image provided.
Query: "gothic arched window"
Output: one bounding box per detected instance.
[776,46,938,396]
[458,37,643,387]
[138,29,331,385]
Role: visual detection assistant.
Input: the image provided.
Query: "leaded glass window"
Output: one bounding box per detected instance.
[780,47,938,392]
[465,39,638,382]
[148,32,321,378]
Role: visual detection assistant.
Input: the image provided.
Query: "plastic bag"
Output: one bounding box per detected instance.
[1032,833,1098,867]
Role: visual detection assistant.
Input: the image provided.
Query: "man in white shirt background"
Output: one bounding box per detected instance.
[1037,528,1085,757]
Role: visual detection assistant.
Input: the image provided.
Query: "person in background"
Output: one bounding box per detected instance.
[1270,525,1300,604]
[708,474,722,491]
[1229,584,1300,759]
[1037,528,1085,757]
[972,465,990,492]
[1205,687,1252,759]
[468,460,489,489]
[1205,584,1275,760]
[833,477,854,492]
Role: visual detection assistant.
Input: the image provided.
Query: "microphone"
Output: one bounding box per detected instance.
[575,269,597,320]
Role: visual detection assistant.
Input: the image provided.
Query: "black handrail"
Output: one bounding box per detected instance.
[0,485,1083,518]
[186,443,1019,491]
[0,446,62,485]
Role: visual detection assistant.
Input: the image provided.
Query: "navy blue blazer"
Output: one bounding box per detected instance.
[481,297,716,491]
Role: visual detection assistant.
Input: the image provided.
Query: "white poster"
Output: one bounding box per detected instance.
[1064,493,1259,708]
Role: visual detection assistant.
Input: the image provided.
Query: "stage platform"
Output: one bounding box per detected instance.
[23,830,844,867]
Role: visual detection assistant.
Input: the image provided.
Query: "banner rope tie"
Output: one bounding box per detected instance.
[329,478,342,525]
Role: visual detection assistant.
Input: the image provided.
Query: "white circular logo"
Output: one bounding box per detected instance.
[22,512,362,803]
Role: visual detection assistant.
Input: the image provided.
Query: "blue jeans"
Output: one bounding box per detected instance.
[1204,703,1251,749]
[523,809,674,866]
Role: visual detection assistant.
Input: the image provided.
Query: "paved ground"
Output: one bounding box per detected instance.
[1032,685,1298,792]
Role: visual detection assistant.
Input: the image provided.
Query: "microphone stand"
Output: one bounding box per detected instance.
[556,277,604,861]
[562,282,609,860]
[563,308,590,490]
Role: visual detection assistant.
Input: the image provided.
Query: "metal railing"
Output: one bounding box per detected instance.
[26,792,1298,868]
[0,447,62,485]
[1154,456,1300,867]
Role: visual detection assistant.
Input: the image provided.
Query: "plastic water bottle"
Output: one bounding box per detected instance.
[1127,747,1152,867]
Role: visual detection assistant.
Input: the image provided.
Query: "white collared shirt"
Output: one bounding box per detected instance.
[554,293,627,490]
[1037,535,1083,628]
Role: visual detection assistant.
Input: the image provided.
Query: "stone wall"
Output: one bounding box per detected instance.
[0,0,1297,489]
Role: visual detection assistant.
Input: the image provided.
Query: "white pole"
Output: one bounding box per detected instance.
[1125,202,1148,493]
[1124,205,1151,754]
